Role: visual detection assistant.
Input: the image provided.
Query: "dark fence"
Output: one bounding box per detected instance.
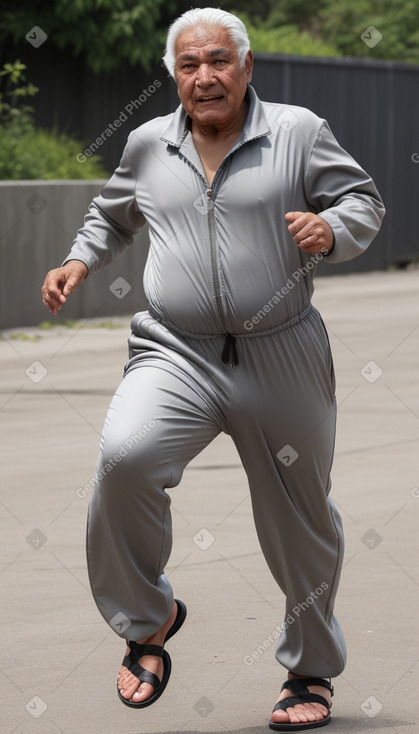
[8,42,419,275]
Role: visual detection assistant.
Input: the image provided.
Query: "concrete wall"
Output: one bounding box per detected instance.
[0,181,150,330]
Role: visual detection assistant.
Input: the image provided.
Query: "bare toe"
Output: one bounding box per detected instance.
[270,677,332,726]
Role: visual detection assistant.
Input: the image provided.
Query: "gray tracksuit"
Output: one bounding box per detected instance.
[66,85,384,677]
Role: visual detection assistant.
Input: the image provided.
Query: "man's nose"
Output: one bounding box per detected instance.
[196,63,215,85]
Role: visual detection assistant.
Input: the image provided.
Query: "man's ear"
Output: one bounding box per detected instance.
[245,50,254,82]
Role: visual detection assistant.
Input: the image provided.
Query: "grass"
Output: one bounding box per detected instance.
[5,320,123,341]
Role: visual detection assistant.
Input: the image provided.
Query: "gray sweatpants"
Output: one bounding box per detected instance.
[87,306,346,678]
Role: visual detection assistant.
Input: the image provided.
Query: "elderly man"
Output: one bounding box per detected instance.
[42,7,384,730]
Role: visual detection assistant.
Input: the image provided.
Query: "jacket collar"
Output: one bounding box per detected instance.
[160,84,271,148]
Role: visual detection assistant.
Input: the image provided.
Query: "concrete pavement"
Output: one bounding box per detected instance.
[0,269,418,734]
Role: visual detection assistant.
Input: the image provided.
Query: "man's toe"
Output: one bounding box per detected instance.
[271,709,290,723]
[118,668,134,690]
[131,682,154,702]
[271,702,328,725]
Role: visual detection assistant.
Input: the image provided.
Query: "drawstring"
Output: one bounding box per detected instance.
[222,333,239,368]
[145,304,313,371]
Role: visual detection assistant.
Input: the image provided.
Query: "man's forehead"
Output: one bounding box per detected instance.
[175,25,235,56]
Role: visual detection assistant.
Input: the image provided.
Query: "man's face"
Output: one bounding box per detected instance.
[174,25,253,128]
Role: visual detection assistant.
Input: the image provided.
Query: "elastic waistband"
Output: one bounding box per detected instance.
[147,303,313,341]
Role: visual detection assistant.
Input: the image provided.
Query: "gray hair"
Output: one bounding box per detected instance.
[163,7,250,78]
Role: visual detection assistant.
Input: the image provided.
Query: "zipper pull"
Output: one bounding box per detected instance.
[222,333,239,368]
[206,187,214,211]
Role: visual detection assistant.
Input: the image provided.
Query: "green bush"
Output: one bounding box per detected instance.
[0,118,109,180]
[234,12,339,57]
[0,60,108,180]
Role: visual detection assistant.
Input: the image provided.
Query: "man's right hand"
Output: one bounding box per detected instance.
[41,260,88,315]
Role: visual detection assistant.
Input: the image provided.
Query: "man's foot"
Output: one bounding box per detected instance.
[117,602,178,704]
[270,673,333,730]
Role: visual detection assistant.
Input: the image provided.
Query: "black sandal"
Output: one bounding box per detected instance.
[117,642,171,708]
[164,598,187,644]
[117,598,187,708]
[269,677,334,731]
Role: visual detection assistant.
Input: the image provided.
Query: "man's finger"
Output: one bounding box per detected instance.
[293,223,325,245]
[285,212,312,237]
[41,290,65,315]
[42,278,66,303]
[284,211,304,225]
[63,276,81,296]
[41,262,87,312]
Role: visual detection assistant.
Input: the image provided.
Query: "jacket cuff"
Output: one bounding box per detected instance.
[322,232,336,258]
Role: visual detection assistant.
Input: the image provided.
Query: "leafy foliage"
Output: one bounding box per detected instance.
[0,60,38,122]
[0,123,109,179]
[0,0,418,72]
[0,0,180,72]
[318,0,419,64]
[0,61,108,179]
[232,12,339,58]
[221,0,419,64]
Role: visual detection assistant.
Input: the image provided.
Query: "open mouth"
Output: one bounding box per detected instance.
[197,95,224,103]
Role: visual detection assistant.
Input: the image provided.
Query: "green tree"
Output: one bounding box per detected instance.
[220,0,419,64]
[231,12,339,59]
[1,0,418,71]
[0,0,183,73]
[319,0,419,64]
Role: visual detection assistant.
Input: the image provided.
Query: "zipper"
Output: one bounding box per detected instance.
[206,186,224,322]
[204,133,268,333]
[206,185,238,367]
[180,135,268,369]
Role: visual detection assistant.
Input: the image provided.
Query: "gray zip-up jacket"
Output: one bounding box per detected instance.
[65,85,385,337]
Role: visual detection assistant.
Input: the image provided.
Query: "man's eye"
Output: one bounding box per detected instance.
[214,59,227,65]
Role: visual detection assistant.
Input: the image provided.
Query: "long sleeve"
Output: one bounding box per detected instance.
[304,121,385,264]
[63,133,147,275]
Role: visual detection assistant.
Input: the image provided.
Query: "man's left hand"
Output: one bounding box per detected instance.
[285,211,334,255]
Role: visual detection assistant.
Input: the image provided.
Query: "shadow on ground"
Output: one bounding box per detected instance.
[133,714,415,734]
